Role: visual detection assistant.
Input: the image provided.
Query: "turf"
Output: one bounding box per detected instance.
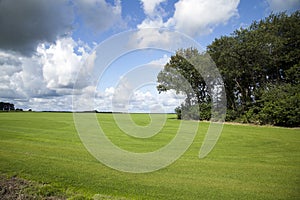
[0,112,299,199]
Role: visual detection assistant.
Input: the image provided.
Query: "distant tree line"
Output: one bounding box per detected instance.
[157,11,299,127]
[0,102,25,111]
[0,102,15,111]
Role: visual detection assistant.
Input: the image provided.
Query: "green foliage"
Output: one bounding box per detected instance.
[285,63,300,84]
[181,104,200,120]
[157,48,213,120]
[157,12,300,126]
[0,102,15,111]
[175,103,211,120]
[174,106,182,119]
[206,11,300,126]
[157,48,209,104]
[247,84,300,127]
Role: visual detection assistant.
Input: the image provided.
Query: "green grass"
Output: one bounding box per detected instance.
[0,112,299,199]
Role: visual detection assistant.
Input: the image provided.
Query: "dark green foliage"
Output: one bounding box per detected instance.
[0,102,15,111]
[157,48,211,120]
[176,103,211,120]
[158,11,300,126]
[174,106,182,119]
[206,11,300,127]
[247,84,300,127]
[285,63,300,84]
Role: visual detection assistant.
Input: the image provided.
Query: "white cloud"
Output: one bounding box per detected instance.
[19,55,57,98]
[137,18,165,29]
[0,37,92,110]
[1,40,180,114]
[149,54,170,66]
[0,50,54,100]
[130,27,193,51]
[111,77,134,111]
[129,89,185,113]
[0,0,125,111]
[91,54,184,113]
[37,37,89,90]
[105,87,115,97]
[72,53,183,113]
[266,0,300,12]
[137,0,240,37]
[140,0,167,17]
[93,86,185,113]
[26,96,73,111]
[136,0,172,48]
[167,0,240,36]
[0,52,22,83]
[138,0,167,29]
[0,51,22,73]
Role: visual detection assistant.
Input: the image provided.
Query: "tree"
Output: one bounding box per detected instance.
[159,11,300,126]
[207,11,300,125]
[0,102,15,111]
[157,48,217,120]
[247,84,300,127]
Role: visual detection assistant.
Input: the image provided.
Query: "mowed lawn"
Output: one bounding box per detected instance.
[0,112,299,199]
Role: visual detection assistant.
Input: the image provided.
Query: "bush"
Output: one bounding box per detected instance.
[254,84,299,127]
[175,102,211,120]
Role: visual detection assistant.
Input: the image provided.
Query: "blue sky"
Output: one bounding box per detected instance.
[0,0,299,112]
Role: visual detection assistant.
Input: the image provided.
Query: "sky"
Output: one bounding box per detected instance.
[0,0,299,112]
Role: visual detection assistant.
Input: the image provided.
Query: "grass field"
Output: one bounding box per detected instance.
[0,112,299,199]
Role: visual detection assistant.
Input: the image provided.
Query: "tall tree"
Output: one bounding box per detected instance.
[159,11,300,126]
[207,11,300,124]
[157,48,212,120]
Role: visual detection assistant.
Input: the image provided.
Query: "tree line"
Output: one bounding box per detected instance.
[157,11,299,127]
[0,102,26,111]
[0,102,15,111]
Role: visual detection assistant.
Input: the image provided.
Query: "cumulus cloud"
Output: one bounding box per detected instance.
[0,51,22,77]
[2,0,225,112]
[138,0,166,29]
[19,55,58,98]
[130,28,174,49]
[135,0,239,50]
[24,95,74,111]
[0,51,183,112]
[0,0,74,55]
[137,18,165,29]
[166,0,240,36]
[129,89,185,113]
[140,0,167,17]
[149,54,170,66]
[0,50,60,103]
[72,54,184,113]
[138,0,240,37]
[93,85,184,113]
[0,0,124,56]
[266,0,300,12]
[0,0,126,110]
[111,76,135,111]
[92,54,184,113]
[37,37,90,90]
[0,37,90,110]
[75,0,123,33]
